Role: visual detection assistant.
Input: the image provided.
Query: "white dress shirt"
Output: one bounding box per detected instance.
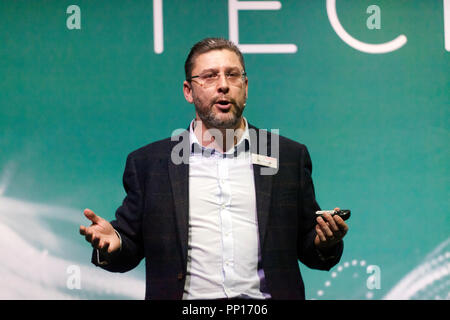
[183,118,270,299]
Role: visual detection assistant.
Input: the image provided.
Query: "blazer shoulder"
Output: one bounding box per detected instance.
[277,134,310,165]
[278,133,307,151]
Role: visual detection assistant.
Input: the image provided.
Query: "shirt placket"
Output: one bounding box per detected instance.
[217,156,234,296]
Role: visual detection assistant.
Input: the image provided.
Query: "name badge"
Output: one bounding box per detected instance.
[251,153,278,169]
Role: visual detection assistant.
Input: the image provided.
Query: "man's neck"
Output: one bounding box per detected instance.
[194,117,246,153]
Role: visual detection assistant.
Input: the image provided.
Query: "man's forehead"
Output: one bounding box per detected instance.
[192,49,243,72]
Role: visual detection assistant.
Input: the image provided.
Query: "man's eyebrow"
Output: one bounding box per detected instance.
[198,66,242,74]
[198,68,218,74]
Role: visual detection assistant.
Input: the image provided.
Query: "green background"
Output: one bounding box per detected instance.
[0,0,448,299]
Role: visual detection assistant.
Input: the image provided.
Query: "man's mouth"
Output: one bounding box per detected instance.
[214,99,232,111]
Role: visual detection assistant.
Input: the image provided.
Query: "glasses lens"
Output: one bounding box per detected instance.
[199,72,244,87]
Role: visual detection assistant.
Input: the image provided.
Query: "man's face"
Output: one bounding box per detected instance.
[183,49,248,130]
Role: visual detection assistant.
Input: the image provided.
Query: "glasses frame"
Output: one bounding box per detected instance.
[187,70,247,87]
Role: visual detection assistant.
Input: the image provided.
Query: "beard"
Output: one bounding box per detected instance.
[194,99,245,129]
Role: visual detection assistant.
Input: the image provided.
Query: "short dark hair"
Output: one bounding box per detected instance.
[184,37,246,80]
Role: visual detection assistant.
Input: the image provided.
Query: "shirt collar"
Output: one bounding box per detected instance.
[189,117,251,157]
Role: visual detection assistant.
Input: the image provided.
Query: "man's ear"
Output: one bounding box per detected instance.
[244,77,248,100]
[183,80,194,104]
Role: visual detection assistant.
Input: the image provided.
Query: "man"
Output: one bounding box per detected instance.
[79,38,348,300]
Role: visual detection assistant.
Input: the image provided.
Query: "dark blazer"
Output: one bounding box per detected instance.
[92,124,343,299]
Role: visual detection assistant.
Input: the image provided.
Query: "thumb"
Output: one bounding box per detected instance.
[84,208,100,224]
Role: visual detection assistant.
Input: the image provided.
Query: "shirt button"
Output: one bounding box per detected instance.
[177,272,184,280]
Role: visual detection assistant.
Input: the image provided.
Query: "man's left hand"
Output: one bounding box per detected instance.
[314,207,349,251]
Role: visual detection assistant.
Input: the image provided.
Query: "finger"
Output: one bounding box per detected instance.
[84,208,100,224]
[98,239,105,250]
[79,225,86,236]
[85,230,93,243]
[317,216,334,238]
[99,241,110,253]
[319,214,334,237]
[315,225,327,242]
[91,233,100,248]
[334,215,349,234]
[323,212,339,233]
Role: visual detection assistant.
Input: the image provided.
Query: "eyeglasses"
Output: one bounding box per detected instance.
[187,70,247,88]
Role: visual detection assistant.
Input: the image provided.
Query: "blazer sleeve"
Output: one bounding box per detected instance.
[91,152,145,272]
[297,145,343,270]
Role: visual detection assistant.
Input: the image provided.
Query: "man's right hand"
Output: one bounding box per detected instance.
[79,208,121,254]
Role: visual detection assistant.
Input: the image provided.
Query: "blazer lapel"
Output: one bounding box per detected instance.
[249,124,274,250]
[168,135,190,267]
[253,164,273,251]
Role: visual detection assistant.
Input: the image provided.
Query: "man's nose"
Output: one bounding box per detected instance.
[216,74,230,93]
